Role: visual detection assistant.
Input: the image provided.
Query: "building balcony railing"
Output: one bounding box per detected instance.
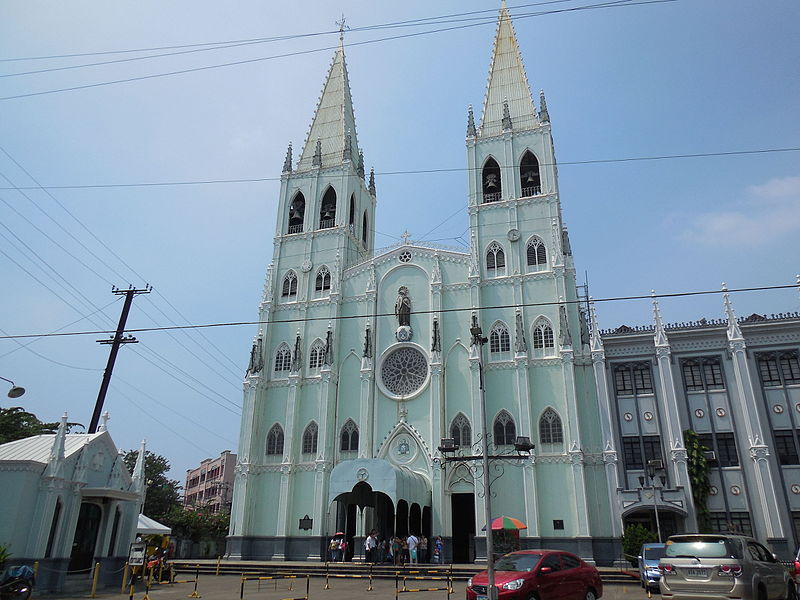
[482,192,502,203]
[521,185,542,197]
[319,218,335,229]
[287,224,303,234]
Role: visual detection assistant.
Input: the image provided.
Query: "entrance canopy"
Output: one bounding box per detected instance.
[329,459,430,508]
[137,514,171,535]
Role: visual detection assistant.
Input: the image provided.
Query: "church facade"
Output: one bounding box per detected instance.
[227,5,800,564]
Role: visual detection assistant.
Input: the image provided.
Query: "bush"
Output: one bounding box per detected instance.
[621,524,657,567]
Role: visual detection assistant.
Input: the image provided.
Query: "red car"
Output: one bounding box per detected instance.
[466,550,603,600]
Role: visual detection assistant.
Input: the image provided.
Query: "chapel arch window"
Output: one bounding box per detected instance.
[486,241,506,277]
[319,186,337,229]
[349,194,356,227]
[539,408,564,445]
[526,236,548,272]
[315,266,331,297]
[532,318,555,357]
[493,410,516,446]
[362,211,368,246]
[302,421,319,455]
[489,321,511,357]
[308,339,325,371]
[482,157,502,203]
[274,343,292,374]
[281,270,298,300]
[520,150,541,197]
[266,424,284,456]
[288,192,305,234]
[340,419,359,452]
[450,413,472,448]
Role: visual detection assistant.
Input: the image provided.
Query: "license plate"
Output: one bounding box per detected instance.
[685,568,708,577]
[477,596,488,600]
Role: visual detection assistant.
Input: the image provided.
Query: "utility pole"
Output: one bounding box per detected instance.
[88,285,151,433]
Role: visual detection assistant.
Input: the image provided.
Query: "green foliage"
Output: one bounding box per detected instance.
[622,524,657,567]
[123,450,182,520]
[163,507,230,543]
[0,407,66,444]
[684,429,712,531]
[0,543,11,564]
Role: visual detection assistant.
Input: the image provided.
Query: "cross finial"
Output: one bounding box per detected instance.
[336,14,348,43]
[400,230,412,245]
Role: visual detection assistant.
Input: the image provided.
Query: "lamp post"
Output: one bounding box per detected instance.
[0,376,25,399]
[638,460,666,543]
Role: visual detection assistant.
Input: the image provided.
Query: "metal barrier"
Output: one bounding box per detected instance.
[322,562,374,590]
[394,570,452,600]
[240,574,310,600]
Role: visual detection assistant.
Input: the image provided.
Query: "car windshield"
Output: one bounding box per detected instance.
[644,547,666,560]
[495,553,542,572]
[665,537,742,559]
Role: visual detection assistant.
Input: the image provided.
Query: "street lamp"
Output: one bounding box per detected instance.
[638,460,666,543]
[0,376,25,399]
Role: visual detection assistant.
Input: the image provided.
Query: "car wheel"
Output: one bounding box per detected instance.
[583,589,597,600]
[787,583,799,600]
[757,585,767,600]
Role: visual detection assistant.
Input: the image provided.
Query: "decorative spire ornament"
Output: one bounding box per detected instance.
[282,142,293,173]
[588,298,604,352]
[722,282,744,341]
[357,150,365,179]
[539,89,550,123]
[652,291,669,347]
[291,331,302,372]
[368,167,376,195]
[502,98,512,131]
[466,105,476,137]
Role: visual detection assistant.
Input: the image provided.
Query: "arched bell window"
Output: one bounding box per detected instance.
[315,266,331,298]
[486,241,506,277]
[319,186,337,229]
[520,151,541,197]
[493,410,516,446]
[482,157,502,203]
[281,270,298,300]
[287,192,305,234]
[526,236,547,272]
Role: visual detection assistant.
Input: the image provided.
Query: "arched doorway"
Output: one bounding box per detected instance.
[68,502,102,572]
[623,508,684,541]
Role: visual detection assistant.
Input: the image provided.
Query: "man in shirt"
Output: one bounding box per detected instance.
[407,533,419,564]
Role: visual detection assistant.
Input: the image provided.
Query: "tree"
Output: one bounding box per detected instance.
[123,450,182,520]
[621,523,657,567]
[163,507,230,543]
[684,428,712,531]
[0,407,65,444]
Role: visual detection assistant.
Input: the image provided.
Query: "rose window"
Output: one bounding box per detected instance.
[381,347,428,396]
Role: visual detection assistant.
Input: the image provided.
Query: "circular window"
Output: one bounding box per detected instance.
[380,346,428,397]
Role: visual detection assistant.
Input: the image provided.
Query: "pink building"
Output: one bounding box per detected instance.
[184,450,236,513]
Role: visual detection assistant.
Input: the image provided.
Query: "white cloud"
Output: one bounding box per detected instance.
[682,175,800,245]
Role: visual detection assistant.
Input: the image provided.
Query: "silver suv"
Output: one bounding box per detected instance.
[659,534,795,600]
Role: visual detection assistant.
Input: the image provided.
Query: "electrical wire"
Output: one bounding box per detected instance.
[1,283,796,341]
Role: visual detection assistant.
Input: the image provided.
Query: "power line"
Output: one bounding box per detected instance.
[0,0,674,101]
[1,283,795,341]
[2,147,796,191]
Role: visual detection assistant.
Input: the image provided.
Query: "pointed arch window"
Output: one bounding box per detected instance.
[287,192,305,234]
[302,421,318,455]
[362,211,368,246]
[486,241,506,277]
[532,318,555,357]
[315,266,331,297]
[489,321,511,357]
[319,186,337,229]
[340,419,359,452]
[526,236,548,272]
[281,270,298,300]
[266,424,284,456]
[539,408,564,445]
[520,151,541,197]
[493,410,516,446]
[274,343,292,373]
[308,339,325,371]
[482,157,502,203]
[450,413,472,448]
[349,194,356,227]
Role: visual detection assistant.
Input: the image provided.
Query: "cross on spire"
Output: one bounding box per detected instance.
[336,14,348,43]
[400,230,412,245]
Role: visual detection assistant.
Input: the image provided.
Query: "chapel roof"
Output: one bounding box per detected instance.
[0,432,107,464]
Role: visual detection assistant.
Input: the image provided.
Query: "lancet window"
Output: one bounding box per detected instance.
[526,236,547,271]
[266,424,284,455]
[486,241,506,277]
[340,419,359,452]
[450,413,472,448]
[274,344,292,373]
[489,321,511,356]
[520,150,541,197]
[319,186,337,229]
[308,339,325,371]
[315,266,331,297]
[532,318,555,356]
[362,211,368,246]
[493,410,516,446]
[482,157,502,203]
[349,194,355,227]
[302,421,318,455]
[288,192,305,234]
[539,408,564,445]
[281,270,298,299]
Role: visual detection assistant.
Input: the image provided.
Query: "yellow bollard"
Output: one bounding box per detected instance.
[187,565,201,598]
[121,563,129,594]
[88,561,100,598]
[324,561,330,589]
[33,561,39,578]
[215,556,221,576]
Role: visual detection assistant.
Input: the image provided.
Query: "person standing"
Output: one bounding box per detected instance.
[407,533,418,564]
[392,537,401,566]
[365,530,377,563]
[433,536,444,564]
[419,535,428,563]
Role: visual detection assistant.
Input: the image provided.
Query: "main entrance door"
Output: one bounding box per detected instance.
[68,502,102,572]
[451,493,475,564]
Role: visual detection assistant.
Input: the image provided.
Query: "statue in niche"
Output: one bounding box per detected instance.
[559,305,572,347]
[432,319,441,353]
[247,337,263,374]
[514,312,527,353]
[395,287,411,327]
[323,329,333,366]
[363,325,372,358]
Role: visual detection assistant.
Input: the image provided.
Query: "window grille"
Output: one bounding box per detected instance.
[704,360,725,389]
[450,413,472,448]
[489,322,510,354]
[281,271,298,298]
[486,242,506,277]
[340,419,359,451]
[622,437,643,469]
[642,435,662,464]
[267,424,284,455]
[716,432,739,466]
[532,320,554,351]
[682,361,704,391]
[526,237,547,270]
[774,430,799,465]
[274,345,291,372]
[614,367,634,395]
[309,340,325,370]
[780,352,800,384]
[315,266,331,293]
[493,410,516,446]
[539,408,563,444]
[758,355,782,386]
[633,364,653,394]
[302,422,318,454]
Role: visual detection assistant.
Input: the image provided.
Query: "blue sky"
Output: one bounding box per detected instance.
[1,0,798,479]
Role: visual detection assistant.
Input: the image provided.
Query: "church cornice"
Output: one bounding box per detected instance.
[343,245,470,279]
[468,192,557,214]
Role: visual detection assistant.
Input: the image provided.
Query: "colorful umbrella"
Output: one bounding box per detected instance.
[481,516,527,531]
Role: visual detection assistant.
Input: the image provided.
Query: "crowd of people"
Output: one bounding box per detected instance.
[327,531,446,565]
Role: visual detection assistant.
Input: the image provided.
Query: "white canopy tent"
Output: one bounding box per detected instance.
[137,514,171,535]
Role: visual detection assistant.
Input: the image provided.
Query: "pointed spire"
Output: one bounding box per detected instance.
[589,299,604,352]
[479,4,538,136]
[368,167,376,195]
[98,411,110,432]
[652,291,669,347]
[538,89,550,123]
[466,105,476,138]
[357,150,365,179]
[722,283,744,341]
[297,45,360,171]
[45,413,68,478]
[282,142,293,173]
[131,439,146,494]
